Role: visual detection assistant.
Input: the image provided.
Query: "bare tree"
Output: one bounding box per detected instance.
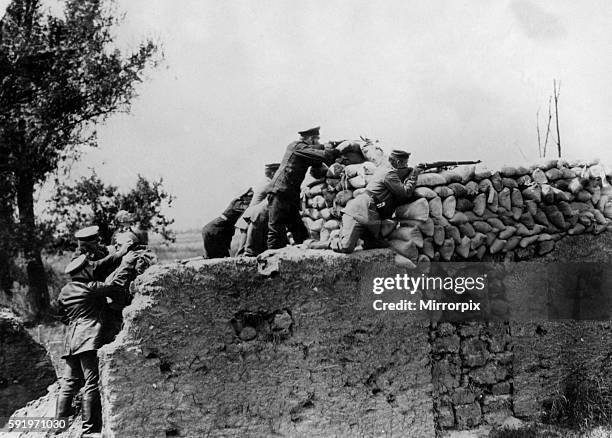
[553,79,562,157]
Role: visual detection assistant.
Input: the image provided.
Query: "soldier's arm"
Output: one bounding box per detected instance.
[293,144,337,165]
[86,281,124,297]
[383,170,417,203]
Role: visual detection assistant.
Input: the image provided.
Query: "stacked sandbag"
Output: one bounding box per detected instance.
[301,160,378,243]
[388,159,612,264]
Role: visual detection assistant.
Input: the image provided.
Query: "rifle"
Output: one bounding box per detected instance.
[419,160,481,172]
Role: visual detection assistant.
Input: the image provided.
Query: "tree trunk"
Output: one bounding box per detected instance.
[0,174,15,295]
[16,172,49,320]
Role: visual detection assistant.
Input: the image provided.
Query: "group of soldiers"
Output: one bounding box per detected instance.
[202,126,424,258]
[55,211,155,436]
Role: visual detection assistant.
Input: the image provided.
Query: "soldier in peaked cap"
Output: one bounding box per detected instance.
[74,226,109,261]
[267,126,340,249]
[328,149,424,253]
[56,254,128,435]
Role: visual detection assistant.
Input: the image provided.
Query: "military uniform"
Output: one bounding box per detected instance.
[267,127,337,249]
[56,256,124,435]
[331,150,420,253]
[202,190,253,258]
[231,163,279,256]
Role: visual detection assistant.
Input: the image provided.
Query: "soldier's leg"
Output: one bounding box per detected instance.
[287,200,309,244]
[361,228,390,250]
[330,214,364,253]
[267,194,290,249]
[56,355,84,420]
[80,351,102,434]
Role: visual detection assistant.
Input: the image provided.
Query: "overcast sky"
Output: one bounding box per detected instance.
[4,0,612,230]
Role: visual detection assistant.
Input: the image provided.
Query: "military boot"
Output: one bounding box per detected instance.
[81,395,102,435]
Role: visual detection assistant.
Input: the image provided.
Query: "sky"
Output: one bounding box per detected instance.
[3,0,612,230]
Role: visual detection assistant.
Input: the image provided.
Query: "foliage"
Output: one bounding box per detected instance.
[43,170,175,251]
[0,0,160,318]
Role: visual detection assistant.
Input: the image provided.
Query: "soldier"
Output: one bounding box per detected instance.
[202,188,253,258]
[114,210,149,246]
[101,231,157,344]
[73,226,122,280]
[55,253,130,436]
[231,163,280,256]
[74,226,108,260]
[267,126,339,249]
[328,149,423,253]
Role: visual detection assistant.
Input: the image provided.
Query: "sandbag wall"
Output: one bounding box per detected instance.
[301,161,378,243]
[301,158,612,259]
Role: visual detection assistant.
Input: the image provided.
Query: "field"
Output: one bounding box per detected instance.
[149,229,203,263]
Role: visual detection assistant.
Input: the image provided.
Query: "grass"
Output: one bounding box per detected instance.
[149,229,202,263]
[545,369,612,431]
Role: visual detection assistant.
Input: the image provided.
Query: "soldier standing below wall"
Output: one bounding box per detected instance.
[73,226,109,260]
[73,226,123,280]
[201,188,253,258]
[328,149,423,253]
[267,126,339,249]
[55,254,129,436]
[113,210,149,246]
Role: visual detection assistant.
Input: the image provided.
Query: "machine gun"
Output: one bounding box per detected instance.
[419,160,481,172]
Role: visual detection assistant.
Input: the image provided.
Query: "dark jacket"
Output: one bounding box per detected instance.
[59,281,123,357]
[269,141,336,198]
[344,165,418,220]
[202,196,251,258]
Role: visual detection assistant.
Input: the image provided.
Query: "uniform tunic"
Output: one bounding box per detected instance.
[331,165,418,253]
[267,141,336,249]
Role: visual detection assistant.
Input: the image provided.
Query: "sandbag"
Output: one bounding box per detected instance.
[395,198,430,222]
[311,218,324,232]
[440,170,462,184]
[349,174,367,189]
[418,218,435,237]
[394,253,417,269]
[389,239,419,261]
[360,142,387,166]
[498,188,512,211]
[465,181,479,196]
[390,226,424,248]
[326,163,345,178]
[414,187,438,199]
[449,212,469,225]
[455,198,473,212]
[456,236,471,258]
[324,219,340,230]
[474,164,492,180]
[491,172,503,192]
[478,179,493,193]
[439,238,455,261]
[334,190,354,207]
[417,172,447,187]
[445,225,461,244]
[442,196,456,219]
[473,194,486,216]
[429,197,443,218]
[502,178,518,189]
[434,186,454,198]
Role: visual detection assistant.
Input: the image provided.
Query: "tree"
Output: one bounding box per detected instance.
[43,170,175,251]
[0,0,160,319]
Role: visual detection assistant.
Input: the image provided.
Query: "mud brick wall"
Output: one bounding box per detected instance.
[0,310,56,423]
[98,250,435,438]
